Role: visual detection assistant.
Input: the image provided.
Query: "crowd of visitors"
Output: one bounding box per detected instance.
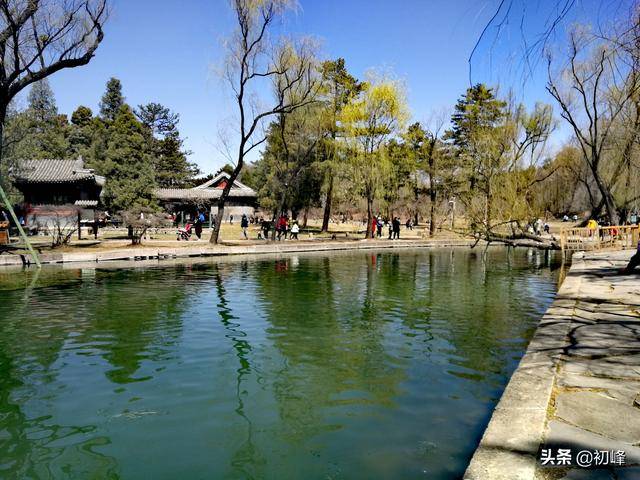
[370,215,412,240]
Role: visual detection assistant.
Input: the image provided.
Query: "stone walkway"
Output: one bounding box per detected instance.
[465,250,640,480]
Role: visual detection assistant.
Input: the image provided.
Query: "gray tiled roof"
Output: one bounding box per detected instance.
[15,158,106,185]
[154,187,256,200]
[154,172,256,201]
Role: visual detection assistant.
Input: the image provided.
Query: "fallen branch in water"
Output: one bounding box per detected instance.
[470,220,561,250]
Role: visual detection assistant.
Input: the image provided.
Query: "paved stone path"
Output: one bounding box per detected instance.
[542,251,640,479]
[465,250,640,480]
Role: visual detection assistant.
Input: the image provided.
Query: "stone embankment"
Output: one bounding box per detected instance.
[465,250,640,480]
[0,238,476,267]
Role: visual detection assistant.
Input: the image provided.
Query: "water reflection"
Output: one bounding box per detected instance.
[212,264,267,479]
[0,248,561,479]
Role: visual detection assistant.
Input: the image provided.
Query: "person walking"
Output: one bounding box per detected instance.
[194,211,203,240]
[241,213,249,239]
[277,215,287,241]
[261,218,270,240]
[387,219,393,239]
[290,221,300,240]
[392,217,401,239]
[376,216,383,238]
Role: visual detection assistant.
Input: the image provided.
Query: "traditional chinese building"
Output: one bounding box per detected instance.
[13,157,105,230]
[153,171,257,225]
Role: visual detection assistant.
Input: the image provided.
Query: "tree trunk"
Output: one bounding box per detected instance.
[271,189,288,241]
[484,182,492,232]
[366,196,373,239]
[210,198,226,244]
[209,144,246,243]
[414,172,419,226]
[321,171,333,232]
[429,198,436,237]
[270,207,278,241]
[302,206,308,228]
[591,165,619,224]
[429,171,436,237]
[487,234,560,250]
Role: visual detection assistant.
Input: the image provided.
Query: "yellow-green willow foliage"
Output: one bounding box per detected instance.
[341,75,409,237]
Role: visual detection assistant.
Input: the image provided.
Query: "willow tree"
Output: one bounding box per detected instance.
[546,25,640,225]
[209,0,319,244]
[341,76,408,238]
[0,0,108,265]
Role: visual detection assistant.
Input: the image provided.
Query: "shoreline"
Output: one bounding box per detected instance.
[0,238,480,268]
[464,250,640,479]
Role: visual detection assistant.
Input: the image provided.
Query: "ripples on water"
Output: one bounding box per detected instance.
[0,248,562,479]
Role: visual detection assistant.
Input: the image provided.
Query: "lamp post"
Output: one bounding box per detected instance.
[449,197,456,230]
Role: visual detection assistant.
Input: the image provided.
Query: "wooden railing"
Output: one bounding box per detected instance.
[559,225,639,252]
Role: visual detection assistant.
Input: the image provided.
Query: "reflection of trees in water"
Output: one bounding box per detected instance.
[211,264,267,479]
[253,254,407,445]
[255,249,560,425]
[427,248,560,388]
[74,267,192,384]
[0,250,562,477]
[0,265,196,477]
[0,289,119,478]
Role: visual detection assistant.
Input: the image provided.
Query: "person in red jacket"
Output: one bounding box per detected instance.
[277,215,288,240]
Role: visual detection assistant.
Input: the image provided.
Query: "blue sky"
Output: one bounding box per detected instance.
[32,0,621,173]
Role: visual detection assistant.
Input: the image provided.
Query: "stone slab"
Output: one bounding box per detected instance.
[554,392,640,444]
[543,420,640,465]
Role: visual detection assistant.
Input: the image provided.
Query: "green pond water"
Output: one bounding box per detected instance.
[0,248,563,479]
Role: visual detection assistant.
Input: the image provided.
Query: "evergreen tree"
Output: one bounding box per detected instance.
[447,84,506,154]
[68,106,95,156]
[11,79,69,159]
[135,102,179,136]
[446,84,507,191]
[99,105,156,211]
[99,77,125,122]
[71,106,93,127]
[135,102,198,187]
[27,79,58,125]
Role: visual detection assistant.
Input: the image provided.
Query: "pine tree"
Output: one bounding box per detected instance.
[447,84,506,152]
[99,77,125,122]
[100,105,156,211]
[27,79,58,126]
[135,102,198,187]
[68,105,95,156]
[71,106,93,127]
[12,79,69,159]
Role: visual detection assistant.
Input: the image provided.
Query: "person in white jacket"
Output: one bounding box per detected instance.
[290,222,300,240]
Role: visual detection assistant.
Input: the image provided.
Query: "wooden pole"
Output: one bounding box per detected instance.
[0,184,41,267]
[77,210,82,240]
